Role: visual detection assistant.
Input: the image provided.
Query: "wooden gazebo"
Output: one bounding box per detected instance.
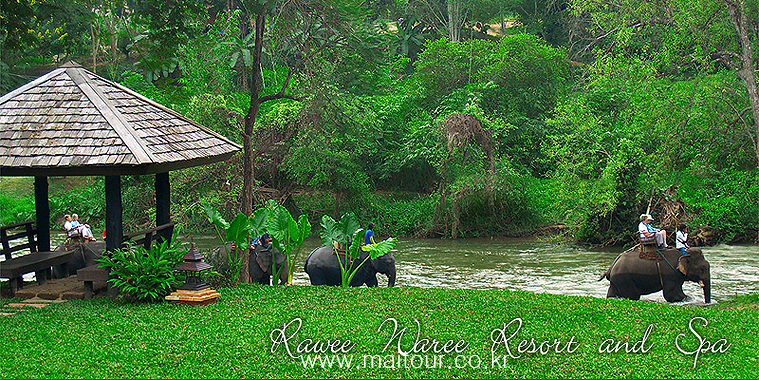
[0,61,241,255]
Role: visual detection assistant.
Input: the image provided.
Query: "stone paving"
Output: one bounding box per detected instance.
[12,275,106,300]
[1,276,106,317]
[0,297,65,316]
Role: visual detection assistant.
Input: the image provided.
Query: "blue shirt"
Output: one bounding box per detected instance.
[364,229,373,245]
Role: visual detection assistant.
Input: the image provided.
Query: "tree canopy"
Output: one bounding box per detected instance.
[1,0,756,246]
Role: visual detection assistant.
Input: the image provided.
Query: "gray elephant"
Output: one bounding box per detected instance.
[600,247,711,303]
[304,245,396,287]
[249,242,288,285]
[208,242,287,285]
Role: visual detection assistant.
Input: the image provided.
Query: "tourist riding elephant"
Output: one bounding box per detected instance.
[208,242,287,285]
[304,245,396,287]
[600,247,711,303]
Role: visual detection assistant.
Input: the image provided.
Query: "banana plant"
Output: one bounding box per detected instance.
[319,212,360,248]
[266,202,311,285]
[320,213,397,287]
[204,204,269,282]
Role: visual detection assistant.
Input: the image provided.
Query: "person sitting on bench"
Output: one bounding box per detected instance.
[64,214,96,241]
[72,214,96,241]
[63,214,76,236]
[638,213,671,249]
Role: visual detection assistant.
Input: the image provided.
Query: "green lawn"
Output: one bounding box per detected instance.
[0,286,757,378]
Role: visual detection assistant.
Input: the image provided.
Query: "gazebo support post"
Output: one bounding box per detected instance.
[33,176,50,253]
[155,172,171,241]
[105,175,123,299]
[105,175,123,252]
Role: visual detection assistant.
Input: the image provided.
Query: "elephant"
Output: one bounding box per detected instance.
[304,245,396,287]
[249,242,288,285]
[207,242,287,285]
[600,247,711,303]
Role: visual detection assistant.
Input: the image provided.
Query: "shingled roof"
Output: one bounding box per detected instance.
[0,61,241,176]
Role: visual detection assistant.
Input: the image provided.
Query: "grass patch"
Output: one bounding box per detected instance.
[0,286,756,378]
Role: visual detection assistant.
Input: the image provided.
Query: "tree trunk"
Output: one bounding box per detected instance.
[447,0,461,42]
[91,24,98,73]
[108,15,117,63]
[501,10,506,38]
[726,0,759,165]
[239,7,267,283]
[451,195,460,239]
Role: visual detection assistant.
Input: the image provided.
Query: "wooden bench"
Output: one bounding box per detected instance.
[1,221,75,297]
[77,221,176,299]
[123,221,176,249]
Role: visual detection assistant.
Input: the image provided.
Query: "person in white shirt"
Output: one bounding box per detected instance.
[63,214,74,235]
[638,213,670,248]
[676,223,689,256]
[64,213,96,241]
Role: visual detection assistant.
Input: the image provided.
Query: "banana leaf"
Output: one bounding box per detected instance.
[320,215,338,246]
[267,205,293,244]
[361,237,398,260]
[349,228,365,260]
[248,207,269,239]
[296,214,311,246]
[225,213,251,253]
[204,204,229,230]
[337,213,360,245]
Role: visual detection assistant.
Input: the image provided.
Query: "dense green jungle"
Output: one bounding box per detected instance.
[1,0,758,247]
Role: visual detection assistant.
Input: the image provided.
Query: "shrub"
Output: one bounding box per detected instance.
[371,194,436,237]
[49,178,105,229]
[0,194,35,226]
[679,168,759,242]
[96,237,187,302]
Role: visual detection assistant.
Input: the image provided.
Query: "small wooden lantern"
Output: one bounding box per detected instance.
[165,243,220,305]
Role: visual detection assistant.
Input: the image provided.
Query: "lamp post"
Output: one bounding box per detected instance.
[165,243,220,305]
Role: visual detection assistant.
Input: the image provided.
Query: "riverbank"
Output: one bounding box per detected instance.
[0,286,756,378]
[2,172,757,245]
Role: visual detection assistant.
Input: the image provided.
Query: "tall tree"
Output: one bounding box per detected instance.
[233,0,378,281]
[407,0,493,41]
[723,0,759,166]
[133,0,205,81]
[0,0,38,51]
[572,0,759,166]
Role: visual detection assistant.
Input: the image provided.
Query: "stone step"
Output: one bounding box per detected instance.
[5,303,48,309]
[21,298,64,303]
[14,289,38,299]
[62,291,84,300]
[0,312,17,316]
[39,291,67,300]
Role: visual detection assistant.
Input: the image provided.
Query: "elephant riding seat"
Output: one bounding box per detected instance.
[600,247,711,303]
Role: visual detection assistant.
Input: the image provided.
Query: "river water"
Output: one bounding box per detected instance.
[48,233,759,304]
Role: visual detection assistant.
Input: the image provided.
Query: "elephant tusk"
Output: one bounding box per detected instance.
[699,280,704,288]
